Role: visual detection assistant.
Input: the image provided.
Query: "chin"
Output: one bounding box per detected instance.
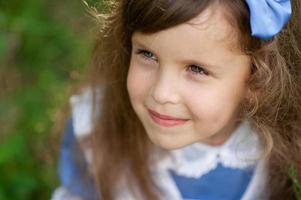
[156,142,185,150]
[147,132,195,150]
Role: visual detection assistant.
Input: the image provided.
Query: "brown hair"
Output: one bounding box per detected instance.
[85,0,301,199]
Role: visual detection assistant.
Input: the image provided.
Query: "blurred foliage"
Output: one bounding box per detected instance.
[0,0,101,199]
[289,164,301,200]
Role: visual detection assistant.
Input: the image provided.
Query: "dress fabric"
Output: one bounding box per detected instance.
[169,164,254,200]
[57,118,97,200]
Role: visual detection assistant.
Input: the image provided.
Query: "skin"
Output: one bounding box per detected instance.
[127,6,252,150]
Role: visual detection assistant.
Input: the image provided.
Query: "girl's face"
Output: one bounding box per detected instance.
[127,6,251,149]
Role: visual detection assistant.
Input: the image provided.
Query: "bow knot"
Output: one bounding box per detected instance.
[245,0,292,40]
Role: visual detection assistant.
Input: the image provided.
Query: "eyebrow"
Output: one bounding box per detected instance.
[132,37,222,71]
[179,58,221,71]
[132,37,157,54]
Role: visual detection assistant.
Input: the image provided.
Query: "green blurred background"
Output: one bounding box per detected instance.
[0,0,100,199]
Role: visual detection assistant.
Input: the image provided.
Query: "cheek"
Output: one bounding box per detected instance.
[127,61,151,105]
[185,81,247,130]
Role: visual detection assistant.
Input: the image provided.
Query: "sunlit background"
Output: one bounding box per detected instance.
[0,0,100,199]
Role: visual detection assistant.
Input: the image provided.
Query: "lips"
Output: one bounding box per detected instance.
[148,109,189,127]
[148,109,186,120]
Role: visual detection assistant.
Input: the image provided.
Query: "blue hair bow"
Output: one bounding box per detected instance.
[245,0,292,40]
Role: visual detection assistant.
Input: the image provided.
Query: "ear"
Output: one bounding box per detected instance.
[244,62,256,103]
[245,87,253,102]
[244,86,261,113]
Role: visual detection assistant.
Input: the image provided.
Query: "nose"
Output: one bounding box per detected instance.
[150,68,181,105]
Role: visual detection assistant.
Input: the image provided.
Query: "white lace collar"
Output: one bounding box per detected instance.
[154,121,263,179]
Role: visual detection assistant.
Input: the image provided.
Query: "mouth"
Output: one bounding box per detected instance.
[148,109,189,127]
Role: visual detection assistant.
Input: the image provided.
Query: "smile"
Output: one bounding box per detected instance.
[148,109,189,127]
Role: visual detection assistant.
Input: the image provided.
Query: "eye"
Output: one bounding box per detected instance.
[135,49,158,61]
[187,65,209,76]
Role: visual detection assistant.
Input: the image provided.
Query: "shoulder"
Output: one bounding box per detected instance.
[241,158,269,200]
[70,87,103,139]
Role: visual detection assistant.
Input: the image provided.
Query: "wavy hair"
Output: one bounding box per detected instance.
[85,0,301,199]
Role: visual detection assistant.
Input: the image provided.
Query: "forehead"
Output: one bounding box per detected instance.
[132,5,240,56]
[188,5,236,46]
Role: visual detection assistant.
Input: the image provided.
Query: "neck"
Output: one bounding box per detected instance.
[199,120,240,146]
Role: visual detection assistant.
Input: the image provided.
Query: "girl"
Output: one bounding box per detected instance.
[52,0,301,199]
